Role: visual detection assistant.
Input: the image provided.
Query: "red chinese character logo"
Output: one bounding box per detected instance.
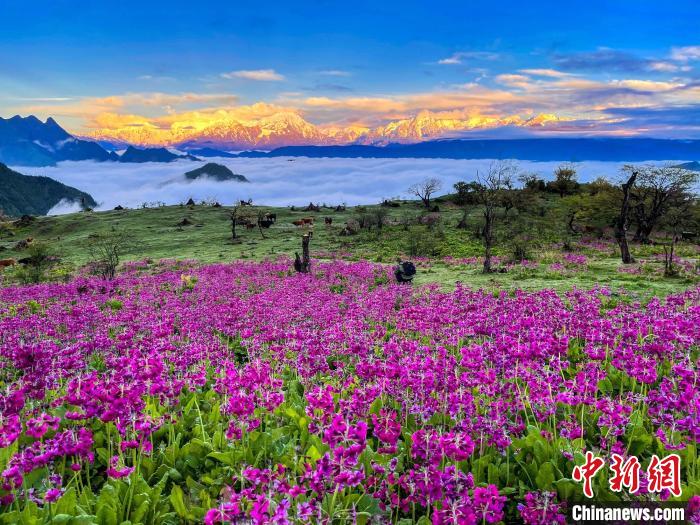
[609,454,640,494]
[647,454,681,497]
[573,451,605,498]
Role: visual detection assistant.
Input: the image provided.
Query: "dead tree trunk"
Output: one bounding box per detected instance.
[294,233,312,273]
[615,172,637,264]
[482,207,494,274]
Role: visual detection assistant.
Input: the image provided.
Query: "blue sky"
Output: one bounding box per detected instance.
[1,0,699,140]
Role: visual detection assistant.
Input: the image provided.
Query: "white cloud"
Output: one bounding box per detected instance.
[47,198,83,215]
[221,69,286,81]
[518,69,573,78]
[670,46,700,61]
[14,158,645,212]
[437,51,500,65]
[319,70,351,77]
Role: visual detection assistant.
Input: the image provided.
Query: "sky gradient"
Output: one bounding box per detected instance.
[1,0,700,142]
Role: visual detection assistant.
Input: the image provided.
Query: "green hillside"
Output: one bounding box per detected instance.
[0,196,697,296]
[0,162,97,216]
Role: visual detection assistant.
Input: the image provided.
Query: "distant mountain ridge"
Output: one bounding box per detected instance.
[675,161,700,171]
[234,138,700,162]
[0,115,116,166]
[4,115,700,165]
[118,146,200,163]
[0,162,96,216]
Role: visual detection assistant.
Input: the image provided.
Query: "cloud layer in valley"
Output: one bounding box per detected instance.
[16,157,656,214]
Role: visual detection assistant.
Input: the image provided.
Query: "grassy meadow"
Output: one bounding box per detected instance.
[0,194,697,297]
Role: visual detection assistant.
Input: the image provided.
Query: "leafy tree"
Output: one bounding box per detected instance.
[547,164,579,197]
[519,173,546,192]
[625,164,699,243]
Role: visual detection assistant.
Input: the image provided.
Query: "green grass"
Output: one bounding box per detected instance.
[0,200,697,298]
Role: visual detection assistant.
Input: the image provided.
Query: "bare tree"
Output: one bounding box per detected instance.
[408,178,442,208]
[660,203,697,276]
[473,161,518,273]
[87,230,132,280]
[625,164,698,243]
[614,171,637,264]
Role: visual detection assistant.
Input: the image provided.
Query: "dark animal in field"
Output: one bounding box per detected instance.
[13,215,35,228]
[394,260,416,283]
[258,219,274,228]
[14,237,33,250]
[292,220,305,227]
[18,255,60,266]
[0,258,16,269]
[212,202,222,208]
[240,199,253,206]
[185,198,196,207]
[301,217,314,225]
[324,217,333,225]
[682,231,697,241]
[334,205,346,212]
[245,223,256,230]
[264,213,277,223]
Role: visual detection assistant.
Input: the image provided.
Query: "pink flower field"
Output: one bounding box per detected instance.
[1,259,699,524]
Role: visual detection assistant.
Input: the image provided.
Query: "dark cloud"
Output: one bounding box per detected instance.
[553,49,666,73]
[303,83,354,92]
[602,105,700,126]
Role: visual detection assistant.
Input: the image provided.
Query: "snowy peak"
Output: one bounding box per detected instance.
[87,110,566,150]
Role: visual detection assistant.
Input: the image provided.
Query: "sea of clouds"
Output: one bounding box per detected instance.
[11,157,675,215]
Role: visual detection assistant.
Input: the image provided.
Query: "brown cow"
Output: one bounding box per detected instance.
[301,217,314,225]
[0,258,16,269]
[245,223,256,230]
[292,220,305,227]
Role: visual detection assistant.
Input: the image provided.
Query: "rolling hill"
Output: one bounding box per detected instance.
[0,162,97,216]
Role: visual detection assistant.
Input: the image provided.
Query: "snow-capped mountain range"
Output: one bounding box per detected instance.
[86,111,563,150]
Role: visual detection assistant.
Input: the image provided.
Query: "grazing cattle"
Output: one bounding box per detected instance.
[324,217,333,225]
[681,231,697,241]
[14,238,33,250]
[292,220,305,227]
[258,218,274,228]
[0,258,16,269]
[302,217,314,225]
[264,213,277,223]
[240,199,253,206]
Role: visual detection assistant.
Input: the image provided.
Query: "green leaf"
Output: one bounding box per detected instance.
[535,461,556,490]
[169,485,191,520]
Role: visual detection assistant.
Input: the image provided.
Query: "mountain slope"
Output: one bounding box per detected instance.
[184,163,249,182]
[0,162,97,216]
[0,115,114,166]
[237,138,700,161]
[675,161,700,171]
[118,146,200,163]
